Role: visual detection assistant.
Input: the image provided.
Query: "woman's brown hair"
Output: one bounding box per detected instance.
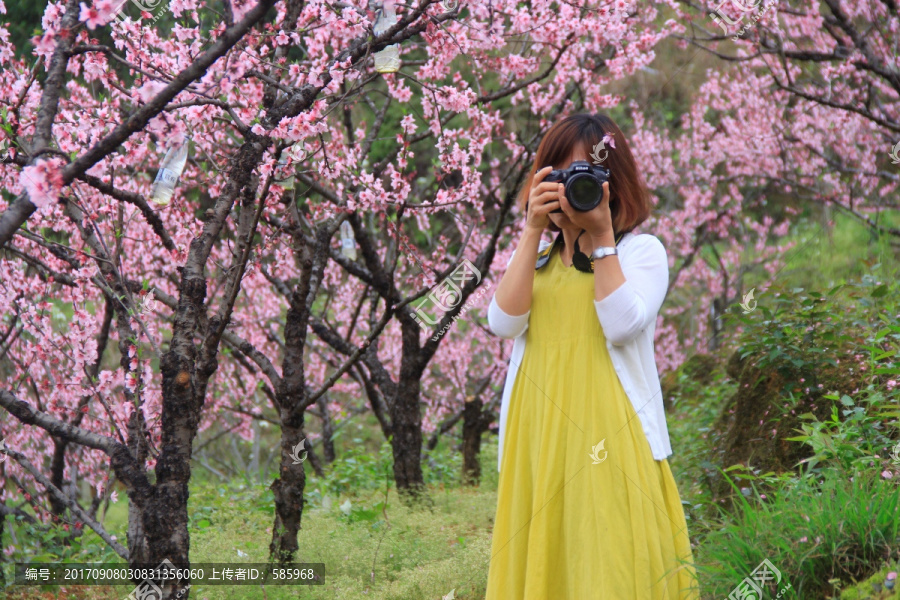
[519,113,652,235]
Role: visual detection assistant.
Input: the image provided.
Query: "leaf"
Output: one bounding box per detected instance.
[839,395,854,407]
[871,284,888,298]
[723,464,751,473]
[350,508,380,522]
[875,328,892,342]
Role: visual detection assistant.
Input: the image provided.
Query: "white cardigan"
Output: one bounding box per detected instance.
[488,231,673,472]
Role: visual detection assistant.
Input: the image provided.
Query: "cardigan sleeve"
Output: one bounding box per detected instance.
[593,234,669,346]
[487,248,530,339]
[488,295,530,339]
[486,240,551,340]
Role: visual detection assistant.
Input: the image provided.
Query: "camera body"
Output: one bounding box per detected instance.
[544,160,610,212]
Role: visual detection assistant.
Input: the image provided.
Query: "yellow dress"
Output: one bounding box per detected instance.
[485,243,699,600]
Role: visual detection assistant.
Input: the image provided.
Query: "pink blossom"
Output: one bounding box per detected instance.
[20,159,64,209]
[32,32,56,59]
[400,114,417,136]
[882,470,893,480]
[134,80,167,103]
[79,2,104,29]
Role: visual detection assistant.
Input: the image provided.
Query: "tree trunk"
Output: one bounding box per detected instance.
[390,378,428,504]
[146,347,212,598]
[461,397,489,486]
[48,438,68,516]
[0,498,5,587]
[127,490,191,596]
[269,415,307,564]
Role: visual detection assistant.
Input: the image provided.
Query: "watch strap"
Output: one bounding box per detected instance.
[591,246,618,260]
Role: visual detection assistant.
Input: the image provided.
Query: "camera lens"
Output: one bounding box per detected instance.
[568,175,602,211]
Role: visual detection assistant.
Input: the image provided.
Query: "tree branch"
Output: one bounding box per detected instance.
[6,446,129,559]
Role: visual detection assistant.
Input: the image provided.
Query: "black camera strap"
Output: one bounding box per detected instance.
[571,230,594,272]
[535,229,624,272]
[534,230,625,273]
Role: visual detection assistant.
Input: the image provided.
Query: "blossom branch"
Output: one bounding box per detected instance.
[5,446,129,559]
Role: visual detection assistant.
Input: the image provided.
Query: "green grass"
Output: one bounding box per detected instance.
[180,481,499,599]
[695,468,900,599]
[3,441,501,600]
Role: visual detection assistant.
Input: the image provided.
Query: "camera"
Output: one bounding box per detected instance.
[544,160,610,212]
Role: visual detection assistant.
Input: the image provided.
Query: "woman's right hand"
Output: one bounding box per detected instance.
[525,166,561,232]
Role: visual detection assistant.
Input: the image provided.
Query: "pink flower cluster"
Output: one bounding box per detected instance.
[19,159,64,209]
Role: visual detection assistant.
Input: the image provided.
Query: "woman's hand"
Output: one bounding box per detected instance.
[558,181,612,238]
[525,167,561,233]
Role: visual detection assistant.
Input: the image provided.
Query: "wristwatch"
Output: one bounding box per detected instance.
[591,246,618,260]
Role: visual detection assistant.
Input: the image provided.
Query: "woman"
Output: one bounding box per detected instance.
[485,114,698,599]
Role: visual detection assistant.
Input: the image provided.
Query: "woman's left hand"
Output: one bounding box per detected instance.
[557,181,612,237]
